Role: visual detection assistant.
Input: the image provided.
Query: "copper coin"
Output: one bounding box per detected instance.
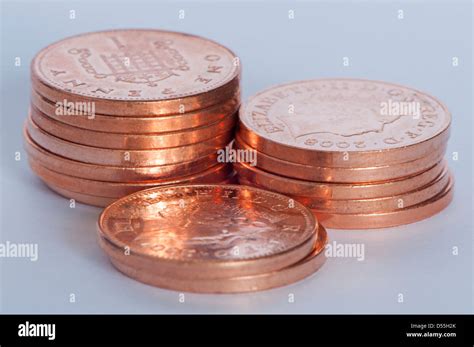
[31,88,240,133]
[235,160,446,199]
[97,185,318,279]
[29,158,232,198]
[234,134,447,183]
[239,79,451,167]
[43,175,238,207]
[30,105,237,149]
[314,176,454,229]
[45,183,116,207]
[31,29,240,116]
[24,127,222,182]
[293,167,450,214]
[27,117,233,166]
[24,128,221,182]
[99,225,327,293]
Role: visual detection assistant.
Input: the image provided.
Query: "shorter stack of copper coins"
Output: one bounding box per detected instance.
[235,79,454,229]
[24,29,240,206]
[97,185,328,293]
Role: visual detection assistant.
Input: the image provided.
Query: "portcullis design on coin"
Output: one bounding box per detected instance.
[32,29,240,115]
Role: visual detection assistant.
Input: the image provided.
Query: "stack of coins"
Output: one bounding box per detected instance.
[235,79,453,229]
[24,29,240,207]
[97,185,328,293]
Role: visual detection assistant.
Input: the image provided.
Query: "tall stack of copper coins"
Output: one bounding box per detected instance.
[97,185,328,293]
[24,29,240,207]
[235,79,454,229]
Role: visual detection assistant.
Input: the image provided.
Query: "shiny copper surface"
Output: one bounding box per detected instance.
[239,79,451,167]
[30,105,237,149]
[234,134,447,183]
[44,176,238,207]
[31,29,240,116]
[98,185,318,279]
[100,225,327,293]
[293,168,450,213]
[24,127,221,182]
[29,158,232,198]
[315,176,454,229]
[235,161,447,199]
[31,88,240,133]
[27,117,233,166]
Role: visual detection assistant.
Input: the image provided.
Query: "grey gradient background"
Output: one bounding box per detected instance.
[0,0,472,313]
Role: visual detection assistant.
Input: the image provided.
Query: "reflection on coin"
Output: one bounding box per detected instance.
[98,184,318,279]
[30,105,237,149]
[315,176,454,229]
[234,134,447,183]
[99,224,328,293]
[239,79,451,167]
[43,175,238,208]
[235,161,446,199]
[24,128,221,182]
[27,117,233,166]
[292,168,450,213]
[31,88,240,133]
[32,29,240,116]
[29,158,232,198]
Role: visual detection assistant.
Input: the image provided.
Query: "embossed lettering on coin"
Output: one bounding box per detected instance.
[240,79,451,152]
[33,29,239,101]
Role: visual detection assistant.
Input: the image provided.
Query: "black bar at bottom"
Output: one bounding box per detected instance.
[0,314,472,345]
